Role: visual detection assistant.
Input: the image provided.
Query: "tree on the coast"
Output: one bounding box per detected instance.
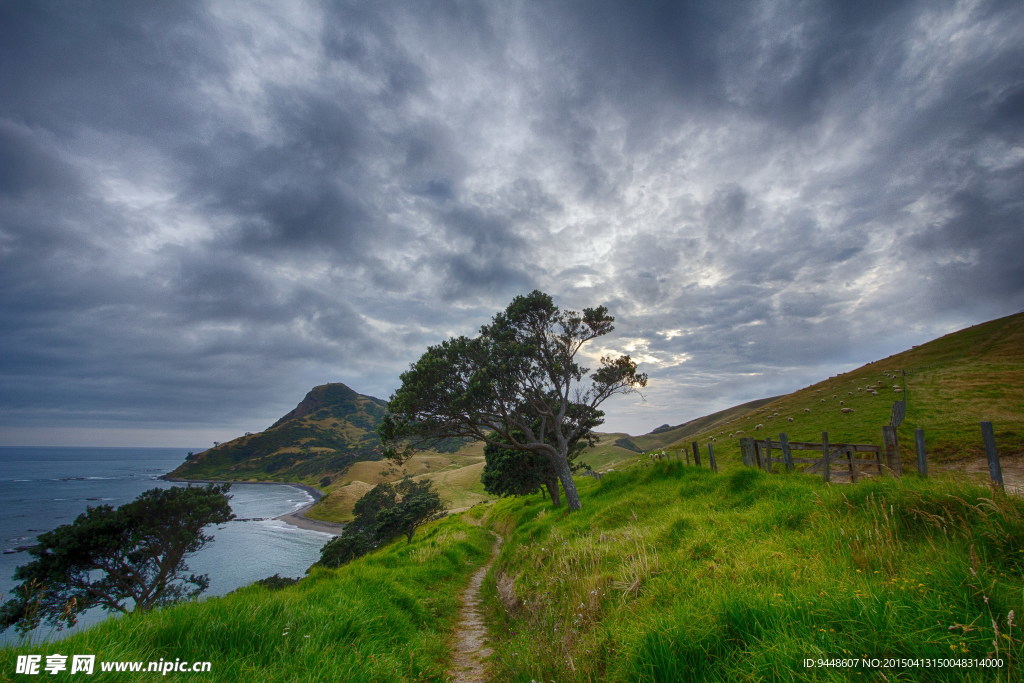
[379,290,646,511]
[315,478,444,568]
[0,484,233,635]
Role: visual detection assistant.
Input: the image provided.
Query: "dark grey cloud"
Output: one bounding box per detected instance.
[1,0,1022,444]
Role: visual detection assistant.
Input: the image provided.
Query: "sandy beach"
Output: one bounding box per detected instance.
[160,477,345,536]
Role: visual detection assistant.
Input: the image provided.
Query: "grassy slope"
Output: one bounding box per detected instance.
[306,442,492,523]
[628,396,782,453]
[577,433,642,471]
[481,463,1024,681]
[2,513,493,682]
[622,313,1024,478]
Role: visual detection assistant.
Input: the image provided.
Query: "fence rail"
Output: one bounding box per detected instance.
[642,422,1007,492]
[735,422,1007,490]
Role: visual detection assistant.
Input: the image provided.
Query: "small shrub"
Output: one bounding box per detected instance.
[254,574,299,590]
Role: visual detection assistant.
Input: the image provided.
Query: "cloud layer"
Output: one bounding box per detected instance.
[2,0,1022,445]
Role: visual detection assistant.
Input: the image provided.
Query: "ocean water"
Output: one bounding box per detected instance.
[0,447,333,646]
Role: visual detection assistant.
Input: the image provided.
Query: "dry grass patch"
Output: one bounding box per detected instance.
[305,481,374,522]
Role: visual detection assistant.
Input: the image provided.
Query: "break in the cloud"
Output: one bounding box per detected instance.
[1,0,1022,446]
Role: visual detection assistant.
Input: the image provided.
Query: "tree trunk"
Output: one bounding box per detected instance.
[552,452,582,511]
[545,478,561,507]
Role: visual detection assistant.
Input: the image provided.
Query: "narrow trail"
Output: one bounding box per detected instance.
[447,531,503,683]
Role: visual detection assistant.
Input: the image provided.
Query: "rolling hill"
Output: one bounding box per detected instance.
[624,312,1024,481]
[167,383,389,483]
[165,381,492,521]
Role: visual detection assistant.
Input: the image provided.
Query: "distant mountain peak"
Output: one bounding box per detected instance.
[168,382,388,481]
[270,382,369,429]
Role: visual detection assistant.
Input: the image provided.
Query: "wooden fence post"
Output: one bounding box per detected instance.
[981,421,1004,491]
[915,428,927,477]
[740,438,755,467]
[764,437,774,473]
[881,426,902,476]
[708,442,718,473]
[821,431,831,483]
[692,441,701,467]
[847,448,858,483]
[779,433,794,472]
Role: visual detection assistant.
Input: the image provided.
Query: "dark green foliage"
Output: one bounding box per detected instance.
[254,574,299,590]
[380,290,647,511]
[482,443,555,498]
[0,484,233,635]
[429,436,473,453]
[481,426,593,505]
[376,479,447,543]
[315,479,445,568]
[613,436,642,452]
[317,529,378,568]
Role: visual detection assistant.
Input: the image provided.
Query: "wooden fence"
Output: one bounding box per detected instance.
[641,422,1008,492]
[735,421,1008,490]
[646,440,719,473]
[739,430,896,483]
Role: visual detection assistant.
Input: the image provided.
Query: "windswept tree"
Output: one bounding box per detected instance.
[380,290,646,511]
[0,485,233,635]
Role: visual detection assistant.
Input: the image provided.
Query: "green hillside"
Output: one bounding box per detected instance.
[628,395,782,452]
[167,383,388,484]
[479,463,1023,681]
[625,312,1024,482]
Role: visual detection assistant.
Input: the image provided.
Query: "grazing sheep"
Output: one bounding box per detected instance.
[787,417,794,422]
[894,387,903,393]
[735,429,744,435]
[804,408,811,413]
[839,400,845,406]
[754,424,764,430]
[841,407,854,413]
[871,390,879,396]
[820,398,826,403]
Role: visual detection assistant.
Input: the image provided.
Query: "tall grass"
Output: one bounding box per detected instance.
[2,515,492,682]
[482,462,1024,681]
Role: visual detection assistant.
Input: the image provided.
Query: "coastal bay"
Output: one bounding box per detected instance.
[0,447,334,645]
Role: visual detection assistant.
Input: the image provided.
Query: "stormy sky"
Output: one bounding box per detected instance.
[1,0,1022,447]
